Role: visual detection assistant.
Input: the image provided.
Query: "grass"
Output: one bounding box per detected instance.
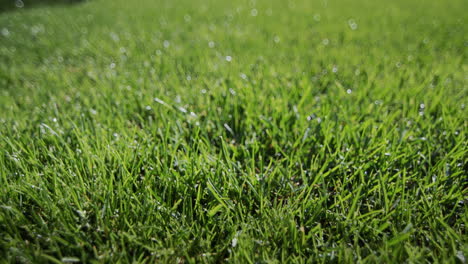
[0,0,467,262]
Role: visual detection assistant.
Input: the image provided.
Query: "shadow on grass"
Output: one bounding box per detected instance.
[0,0,85,13]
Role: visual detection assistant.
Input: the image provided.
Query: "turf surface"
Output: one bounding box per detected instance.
[0,0,467,262]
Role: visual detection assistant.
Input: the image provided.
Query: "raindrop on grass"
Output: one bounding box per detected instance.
[313,14,321,21]
[1,28,10,37]
[110,32,119,42]
[15,0,24,8]
[224,123,234,135]
[154,97,167,105]
[232,238,238,247]
[348,19,358,30]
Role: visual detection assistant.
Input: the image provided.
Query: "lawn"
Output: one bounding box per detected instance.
[0,0,467,262]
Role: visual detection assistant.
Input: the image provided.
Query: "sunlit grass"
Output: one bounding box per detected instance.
[0,0,467,262]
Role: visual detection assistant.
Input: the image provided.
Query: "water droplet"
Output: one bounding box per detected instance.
[154,97,167,105]
[232,238,238,247]
[110,32,119,42]
[1,28,10,37]
[348,19,358,30]
[224,123,234,135]
[15,0,24,8]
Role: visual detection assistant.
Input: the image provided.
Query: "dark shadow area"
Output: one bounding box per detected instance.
[0,0,85,13]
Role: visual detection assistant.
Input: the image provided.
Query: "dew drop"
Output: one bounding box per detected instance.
[15,0,24,8]
[313,14,321,21]
[1,28,10,37]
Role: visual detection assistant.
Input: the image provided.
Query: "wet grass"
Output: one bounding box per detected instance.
[0,0,467,262]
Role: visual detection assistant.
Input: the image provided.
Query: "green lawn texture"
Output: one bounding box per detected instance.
[0,0,467,262]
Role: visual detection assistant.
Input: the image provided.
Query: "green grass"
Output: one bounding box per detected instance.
[0,0,467,262]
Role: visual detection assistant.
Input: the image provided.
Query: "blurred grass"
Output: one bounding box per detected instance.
[0,0,83,12]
